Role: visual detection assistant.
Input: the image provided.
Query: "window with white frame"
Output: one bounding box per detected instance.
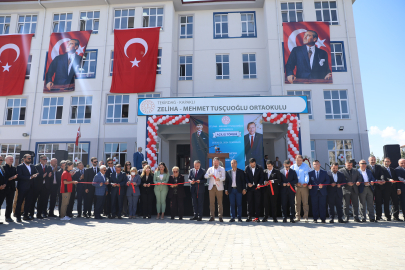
[106,95,129,123]
[180,15,193,39]
[179,56,192,81]
[5,98,26,125]
[324,90,349,119]
[287,91,313,119]
[0,144,22,166]
[52,13,72,33]
[41,97,63,124]
[0,16,11,34]
[18,15,37,35]
[110,51,114,76]
[241,13,255,37]
[143,8,164,29]
[67,143,90,166]
[214,14,228,38]
[331,42,346,71]
[77,50,97,79]
[281,2,303,22]
[70,96,92,124]
[36,143,59,162]
[114,9,135,29]
[25,55,32,79]
[104,143,127,166]
[315,1,338,25]
[80,11,100,34]
[216,54,230,80]
[310,140,316,162]
[242,53,256,79]
[328,140,352,166]
[138,93,161,98]
[157,48,162,74]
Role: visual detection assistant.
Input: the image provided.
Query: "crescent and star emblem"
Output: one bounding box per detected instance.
[124,38,149,68]
[0,43,20,72]
[287,29,326,52]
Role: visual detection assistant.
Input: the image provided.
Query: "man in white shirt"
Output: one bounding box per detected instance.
[358,160,376,222]
[225,159,246,222]
[291,155,309,222]
[205,157,226,222]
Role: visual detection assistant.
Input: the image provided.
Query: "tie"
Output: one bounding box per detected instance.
[308,48,312,61]
[0,169,3,176]
[387,168,392,178]
[286,170,289,179]
[198,132,201,137]
[196,169,198,176]
[94,168,96,174]
[372,166,375,173]
[68,57,71,73]
[43,165,45,173]
[250,136,254,148]
[316,171,319,180]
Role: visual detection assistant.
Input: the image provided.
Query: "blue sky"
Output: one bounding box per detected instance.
[353,0,405,158]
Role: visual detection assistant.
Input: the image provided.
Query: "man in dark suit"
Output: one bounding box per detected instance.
[84,157,99,218]
[191,121,208,169]
[225,159,246,222]
[339,160,363,222]
[383,157,402,221]
[244,122,264,167]
[244,158,264,222]
[358,160,376,222]
[308,160,329,223]
[285,30,332,84]
[0,162,7,224]
[45,39,82,91]
[32,155,53,219]
[104,158,115,218]
[327,162,346,223]
[109,164,127,219]
[280,160,298,223]
[395,159,405,220]
[15,154,38,222]
[188,160,206,221]
[367,156,389,221]
[48,158,60,217]
[262,160,281,222]
[73,162,85,218]
[133,147,144,171]
[1,156,18,223]
[137,161,148,175]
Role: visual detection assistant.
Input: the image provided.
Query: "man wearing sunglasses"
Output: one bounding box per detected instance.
[83,157,100,218]
[15,154,39,222]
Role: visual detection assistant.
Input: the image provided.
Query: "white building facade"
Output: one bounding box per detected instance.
[0,0,369,171]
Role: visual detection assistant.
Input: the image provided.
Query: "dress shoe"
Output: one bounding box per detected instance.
[262,217,268,222]
[48,213,57,218]
[393,217,403,222]
[354,218,361,222]
[304,218,309,223]
[386,217,391,221]
[16,218,22,223]
[86,215,91,219]
[370,219,377,222]
[290,219,295,223]
[77,215,82,218]
[37,215,43,219]
[23,216,32,221]
[246,217,252,222]
[148,216,151,219]
[273,218,278,223]
[283,218,287,223]
[179,217,183,220]
[171,217,175,220]
[209,217,215,222]
[43,214,48,218]
[321,220,326,223]
[190,216,198,221]
[109,215,115,219]
[197,217,202,221]
[6,218,14,223]
[361,219,366,222]
[329,219,334,223]
[313,220,318,223]
[219,218,223,222]
[229,218,235,222]
[376,217,381,221]
[238,218,243,222]
[0,222,3,224]
[338,219,346,223]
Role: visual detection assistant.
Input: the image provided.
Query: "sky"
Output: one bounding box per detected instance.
[353,0,405,158]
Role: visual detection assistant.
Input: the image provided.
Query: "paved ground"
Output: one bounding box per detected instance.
[1,206,405,269]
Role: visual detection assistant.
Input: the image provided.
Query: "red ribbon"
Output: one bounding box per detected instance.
[256,182,274,195]
[289,185,296,193]
[131,183,135,193]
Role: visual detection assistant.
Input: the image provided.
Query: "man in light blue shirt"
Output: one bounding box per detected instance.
[291,155,310,222]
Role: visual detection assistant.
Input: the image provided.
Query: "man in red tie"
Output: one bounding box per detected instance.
[244,122,264,167]
[280,160,298,223]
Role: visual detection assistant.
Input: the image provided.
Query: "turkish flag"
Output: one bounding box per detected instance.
[44,30,92,93]
[283,22,332,84]
[0,34,34,96]
[75,126,81,146]
[110,28,160,93]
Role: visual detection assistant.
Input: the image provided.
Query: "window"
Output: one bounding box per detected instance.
[41,97,63,124]
[70,96,92,124]
[77,50,97,79]
[106,95,129,123]
[179,56,192,81]
[36,143,59,162]
[287,91,313,119]
[0,16,11,34]
[157,48,162,74]
[180,15,193,39]
[114,9,135,29]
[315,1,338,25]
[281,2,303,22]
[53,13,73,33]
[241,13,255,37]
[1,144,22,166]
[18,15,37,35]
[25,55,32,79]
[80,11,100,34]
[110,51,114,76]
[138,93,161,98]
[331,42,346,71]
[214,14,228,38]
[324,90,349,119]
[67,143,89,166]
[328,140,352,166]
[104,143,127,166]
[242,53,256,79]
[310,140,316,162]
[5,98,26,125]
[143,8,164,30]
[216,54,229,80]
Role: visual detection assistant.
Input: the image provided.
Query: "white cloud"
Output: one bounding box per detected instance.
[369,126,405,143]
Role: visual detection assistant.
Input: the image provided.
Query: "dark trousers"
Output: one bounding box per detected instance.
[281,190,295,219]
[103,187,111,216]
[111,188,124,217]
[141,193,154,217]
[229,188,243,219]
[0,189,15,218]
[67,184,76,216]
[76,184,85,216]
[375,184,399,218]
[122,194,129,216]
[191,192,204,217]
[95,195,105,218]
[263,187,278,219]
[38,184,50,216]
[170,195,184,218]
[16,188,32,218]
[49,184,59,214]
[328,192,344,220]
[311,191,327,221]
[84,186,96,215]
[247,188,261,218]
[400,192,405,218]
[29,184,43,216]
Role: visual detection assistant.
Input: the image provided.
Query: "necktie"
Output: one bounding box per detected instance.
[196,169,198,176]
[68,57,71,74]
[286,170,289,179]
[387,168,392,177]
[0,169,3,176]
[197,131,201,137]
[250,136,254,148]
[43,165,45,173]
[316,171,319,180]
[94,168,96,174]
[308,48,312,61]
[372,166,375,173]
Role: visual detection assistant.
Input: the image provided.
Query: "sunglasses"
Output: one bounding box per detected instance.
[173,171,179,173]
[107,162,113,165]
[359,163,367,165]
[26,158,32,160]
[93,161,98,163]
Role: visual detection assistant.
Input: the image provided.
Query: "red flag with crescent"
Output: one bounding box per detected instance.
[0,34,34,96]
[110,27,160,93]
[44,30,92,93]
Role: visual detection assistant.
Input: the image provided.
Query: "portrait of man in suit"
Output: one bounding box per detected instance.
[45,39,82,91]
[191,119,208,169]
[244,121,264,167]
[285,30,332,84]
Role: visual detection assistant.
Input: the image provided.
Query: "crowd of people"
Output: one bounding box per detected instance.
[1,153,405,224]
